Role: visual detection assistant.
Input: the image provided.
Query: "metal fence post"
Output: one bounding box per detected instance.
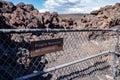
[112,30,119,80]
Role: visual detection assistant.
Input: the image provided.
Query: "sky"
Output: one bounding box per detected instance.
[5,0,120,14]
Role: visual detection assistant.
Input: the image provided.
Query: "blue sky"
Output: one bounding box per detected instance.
[5,0,46,9]
[5,0,120,14]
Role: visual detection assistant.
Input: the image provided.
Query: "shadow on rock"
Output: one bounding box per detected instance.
[0,34,52,80]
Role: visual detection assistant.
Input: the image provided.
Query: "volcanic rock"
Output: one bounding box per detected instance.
[80,3,120,28]
[0,1,16,13]
[0,1,77,29]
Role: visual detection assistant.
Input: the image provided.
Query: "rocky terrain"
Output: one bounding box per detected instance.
[0,1,120,80]
[0,1,78,29]
[79,3,120,28]
[0,1,119,29]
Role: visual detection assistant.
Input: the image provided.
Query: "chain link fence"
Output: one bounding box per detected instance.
[0,29,120,80]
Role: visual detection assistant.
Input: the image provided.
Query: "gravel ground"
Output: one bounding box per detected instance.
[41,32,116,80]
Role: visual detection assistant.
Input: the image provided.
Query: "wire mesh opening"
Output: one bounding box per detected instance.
[0,29,119,80]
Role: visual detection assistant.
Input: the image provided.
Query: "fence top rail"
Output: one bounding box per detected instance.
[0,28,119,34]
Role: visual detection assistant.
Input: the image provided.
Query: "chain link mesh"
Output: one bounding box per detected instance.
[50,53,113,80]
[0,30,119,80]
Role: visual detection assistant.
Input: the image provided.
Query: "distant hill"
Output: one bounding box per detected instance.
[60,14,86,21]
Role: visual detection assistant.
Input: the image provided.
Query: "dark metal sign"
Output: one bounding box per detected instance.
[30,38,63,57]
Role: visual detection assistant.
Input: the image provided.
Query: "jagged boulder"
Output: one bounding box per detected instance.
[0,1,77,29]
[80,3,120,28]
[0,1,16,13]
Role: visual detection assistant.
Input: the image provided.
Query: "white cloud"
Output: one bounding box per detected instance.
[44,0,82,13]
[44,0,59,9]
[57,0,67,3]
[39,9,49,13]
[80,0,92,4]
[68,0,79,3]
[92,7,100,11]
[42,0,120,14]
